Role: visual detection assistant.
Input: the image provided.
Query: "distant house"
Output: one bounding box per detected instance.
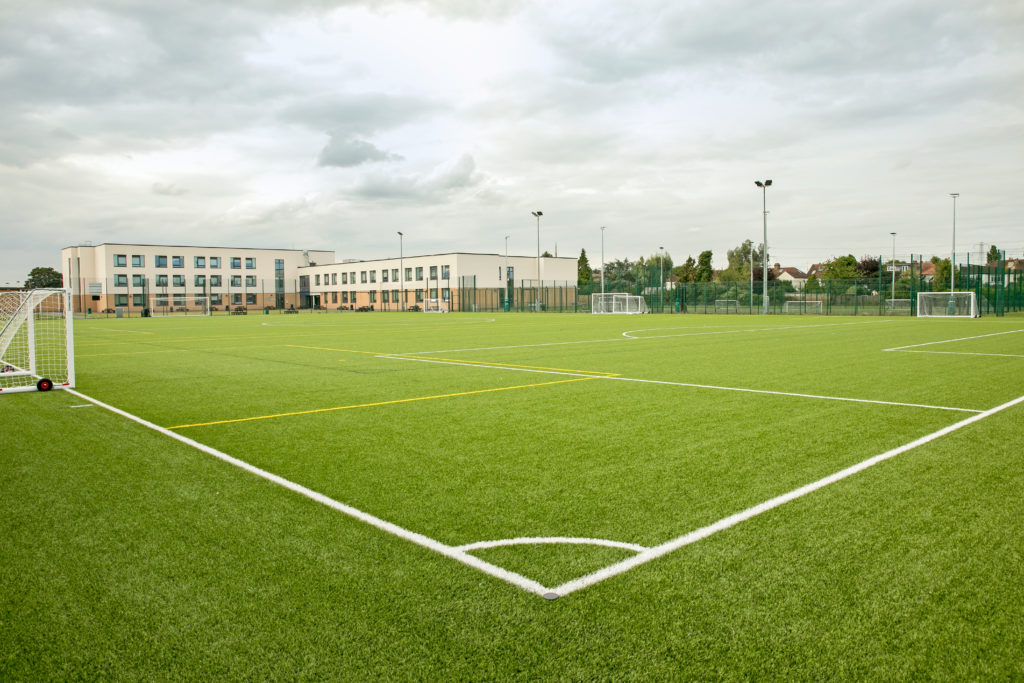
[771,263,808,290]
[885,260,912,274]
[919,261,937,282]
[806,263,827,279]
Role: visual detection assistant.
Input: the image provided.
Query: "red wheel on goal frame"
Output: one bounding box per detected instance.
[36,378,54,392]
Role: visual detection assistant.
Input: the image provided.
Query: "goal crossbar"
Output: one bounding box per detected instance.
[592,293,649,314]
[917,291,978,318]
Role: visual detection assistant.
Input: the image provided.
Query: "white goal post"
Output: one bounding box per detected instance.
[424,298,447,313]
[714,299,739,313]
[148,294,210,316]
[917,291,978,318]
[782,300,823,314]
[592,293,649,314]
[0,289,75,394]
[884,298,912,313]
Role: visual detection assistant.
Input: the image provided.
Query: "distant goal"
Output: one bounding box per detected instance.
[592,293,649,314]
[1,289,75,394]
[714,299,739,313]
[424,298,447,313]
[884,298,912,314]
[917,292,978,318]
[149,295,210,316]
[782,300,823,314]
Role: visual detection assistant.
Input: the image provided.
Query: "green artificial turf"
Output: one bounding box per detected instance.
[2,311,1023,678]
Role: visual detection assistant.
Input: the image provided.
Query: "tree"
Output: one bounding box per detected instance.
[931,256,951,291]
[987,245,1001,265]
[541,250,553,258]
[673,256,696,283]
[695,250,713,282]
[804,274,822,293]
[24,266,62,289]
[857,255,880,278]
[577,248,592,287]
[647,251,674,283]
[822,255,859,280]
[605,258,636,283]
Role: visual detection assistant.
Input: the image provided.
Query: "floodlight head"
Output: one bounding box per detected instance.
[755,181,763,188]
[532,210,543,217]
[765,179,772,186]
[397,231,403,236]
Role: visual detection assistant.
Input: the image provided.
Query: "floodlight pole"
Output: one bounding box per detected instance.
[504,234,509,308]
[600,226,606,295]
[755,179,773,314]
[950,193,958,292]
[398,231,404,311]
[750,249,753,310]
[890,232,896,307]
[532,211,543,310]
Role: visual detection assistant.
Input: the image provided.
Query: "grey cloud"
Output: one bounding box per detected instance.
[152,182,188,196]
[318,136,404,167]
[349,153,483,202]
[282,94,444,137]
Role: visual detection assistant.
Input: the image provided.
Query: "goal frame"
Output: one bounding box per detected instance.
[782,300,823,314]
[424,298,447,313]
[916,291,978,318]
[591,293,649,315]
[148,294,211,316]
[714,299,740,313]
[0,288,75,394]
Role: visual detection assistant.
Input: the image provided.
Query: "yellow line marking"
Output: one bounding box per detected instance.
[168,377,596,429]
[388,354,621,377]
[77,349,190,358]
[285,345,379,355]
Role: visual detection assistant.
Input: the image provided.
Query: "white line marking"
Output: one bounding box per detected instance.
[457,537,648,553]
[892,350,1024,359]
[379,355,982,413]
[63,388,554,598]
[69,404,94,408]
[622,319,892,339]
[548,392,1024,599]
[883,328,1024,352]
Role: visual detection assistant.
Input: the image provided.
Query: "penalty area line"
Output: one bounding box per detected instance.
[548,392,1024,599]
[62,388,553,598]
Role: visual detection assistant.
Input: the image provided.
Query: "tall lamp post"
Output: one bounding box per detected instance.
[504,234,510,309]
[755,179,773,314]
[949,193,959,292]
[890,231,896,309]
[397,231,404,311]
[600,226,606,295]
[532,211,543,310]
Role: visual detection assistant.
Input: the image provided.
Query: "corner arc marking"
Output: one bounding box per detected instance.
[457,537,648,553]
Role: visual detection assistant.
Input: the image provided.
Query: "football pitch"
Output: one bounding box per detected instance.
[4,312,1024,678]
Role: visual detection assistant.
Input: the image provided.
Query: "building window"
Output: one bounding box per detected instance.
[210,275,222,287]
[210,293,223,306]
[231,257,241,269]
[405,267,412,281]
[173,294,186,307]
[349,272,355,283]
[154,296,168,307]
[132,255,145,267]
[194,256,205,268]
[133,294,145,307]
[245,275,256,287]
[342,272,348,285]
[382,270,389,283]
[430,266,438,280]
[342,291,348,303]
[415,289,424,302]
[246,293,257,305]
[195,275,206,288]
[245,257,256,269]
[156,255,168,268]
[382,290,389,303]
[315,274,321,286]
[429,288,438,299]
[173,275,185,287]
[114,254,127,267]
[155,274,168,287]
[442,265,450,279]
[442,288,450,302]
[392,268,399,282]
[360,271,367,284]
[231,275,241,287]
[369,291,377,303]
[232,293,243,306]
[209,257,221,269]
[331,273,337,285]
[132,274,146,288]
[172,255,184,268]
[369,270,376,283]
[114,274,128,287]
[331,292,338,304]
[115,294,128,306]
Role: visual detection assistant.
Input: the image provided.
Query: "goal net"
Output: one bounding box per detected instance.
[149,295,210,316]
[884,298,912,313]
[424,298,446,313]
[0,289,75,394]
[782,300,823,314]
[917,292,978,318]
[714,299,739,313]
[592,293,649,314]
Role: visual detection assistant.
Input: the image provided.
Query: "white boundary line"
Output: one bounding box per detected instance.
[883,328,1024,352]
[620,319,891,340]
[457,537,648,553]
[378,355,981,413]
[893,350,1024,359]
[549,392,1024,598]
[63,388,553,599]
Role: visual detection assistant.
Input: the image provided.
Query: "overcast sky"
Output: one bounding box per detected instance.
[3,0,1023,284]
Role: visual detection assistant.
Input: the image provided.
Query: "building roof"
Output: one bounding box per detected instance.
[772,266,807,279]
[63,242,332,253]
[806,263,826,278]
